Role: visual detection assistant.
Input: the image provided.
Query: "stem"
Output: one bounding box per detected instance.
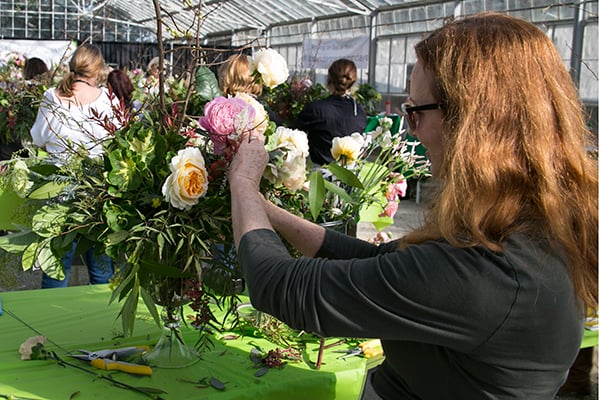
[152,0,167,128]
[316,337,326,370]
[49,352,165,399]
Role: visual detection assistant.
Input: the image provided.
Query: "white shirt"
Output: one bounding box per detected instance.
[30,87,119,160]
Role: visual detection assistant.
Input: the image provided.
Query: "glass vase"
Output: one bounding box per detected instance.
[142,276,200,368]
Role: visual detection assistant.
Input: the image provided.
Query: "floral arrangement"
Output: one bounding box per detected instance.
[0,47,295,352]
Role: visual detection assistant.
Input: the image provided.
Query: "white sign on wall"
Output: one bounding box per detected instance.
[301,36,369,69]
[0,39,75,68]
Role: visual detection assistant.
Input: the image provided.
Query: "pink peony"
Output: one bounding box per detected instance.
[199,96,255,155]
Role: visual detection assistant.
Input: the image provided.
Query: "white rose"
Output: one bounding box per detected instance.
[274,126,309,158]
[162,147,209,210]
[263,127,309,192]
[234,92,269,134]
[252,48,289,89]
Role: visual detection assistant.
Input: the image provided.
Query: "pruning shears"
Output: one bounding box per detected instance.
[334,339,384,360]
[69,346,152,376]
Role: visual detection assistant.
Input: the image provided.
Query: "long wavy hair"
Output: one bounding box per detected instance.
[402,13,598,308]
[57,43,106,97]
[218,54,263,97]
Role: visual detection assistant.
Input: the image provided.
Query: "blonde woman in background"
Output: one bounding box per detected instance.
[30,43,119,289]
[218,54,263,97]
[31,43,118,160]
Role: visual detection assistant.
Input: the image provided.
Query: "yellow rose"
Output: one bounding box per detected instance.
[162,147,209,210]
[331,133,365,165]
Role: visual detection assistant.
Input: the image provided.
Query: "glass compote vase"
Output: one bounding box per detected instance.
[143,275,200,368]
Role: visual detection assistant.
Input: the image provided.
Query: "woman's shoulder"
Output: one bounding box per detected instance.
[42,87,58,101]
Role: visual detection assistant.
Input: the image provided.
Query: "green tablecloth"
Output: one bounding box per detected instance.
[0,285,374,399]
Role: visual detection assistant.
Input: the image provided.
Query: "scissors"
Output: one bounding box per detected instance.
[69,346,152,376]
[334,340,384,360]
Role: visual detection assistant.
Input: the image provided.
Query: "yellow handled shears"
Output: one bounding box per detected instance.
[70,346,152,376]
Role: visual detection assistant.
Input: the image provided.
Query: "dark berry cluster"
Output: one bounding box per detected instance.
[184,279,213,328]
[262,347,302,369]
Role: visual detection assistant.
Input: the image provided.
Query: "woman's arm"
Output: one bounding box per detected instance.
[263,199,326,257]
[228,135,273,249]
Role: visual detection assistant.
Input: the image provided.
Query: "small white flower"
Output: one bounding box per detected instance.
[264,126,309,192]
[19,336,46,360]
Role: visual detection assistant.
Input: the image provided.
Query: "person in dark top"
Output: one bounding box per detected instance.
[227,13,598,400]
[296,58,366,165]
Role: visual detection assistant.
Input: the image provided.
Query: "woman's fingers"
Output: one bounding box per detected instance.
[228,132,268,187]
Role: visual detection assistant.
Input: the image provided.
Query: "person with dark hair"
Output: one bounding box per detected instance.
[295,58,366,166]
[107,69,133,105]
[107,68,141,112]
[227,13,598,399]
[0,57,49,161]
[23,57,48,81]
[30,43,119,288]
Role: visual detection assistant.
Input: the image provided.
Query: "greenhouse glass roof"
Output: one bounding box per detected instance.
[55,0,421,39]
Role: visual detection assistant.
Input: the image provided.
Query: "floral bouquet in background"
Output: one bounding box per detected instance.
[266,116,430,235]
[260,73,328,127]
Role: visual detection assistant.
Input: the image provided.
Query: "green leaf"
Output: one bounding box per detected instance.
[36,243,65,280]
[308,170,325,221]
[323,180,353,203]
[107,150,140,192]
[22,241,40,270]
[326,163,363,189]
[0,230,38,253]
[120,279,140,337]
[140,286,161,327]
[195,67,221,102]
[31,203,70,238]
[28,182,68,199]
[107,229,130,245]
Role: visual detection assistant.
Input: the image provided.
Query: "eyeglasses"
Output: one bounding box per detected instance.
[400,102,442,132]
